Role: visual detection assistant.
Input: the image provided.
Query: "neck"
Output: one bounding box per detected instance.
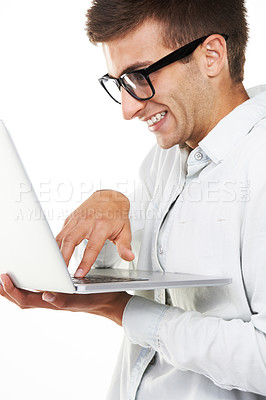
[186,82,249,149]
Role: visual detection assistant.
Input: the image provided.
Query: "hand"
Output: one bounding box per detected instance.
[56,190,135,277]
[0,274,132,326]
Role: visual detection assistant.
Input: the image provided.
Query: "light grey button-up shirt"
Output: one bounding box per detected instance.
[95,86,266,400]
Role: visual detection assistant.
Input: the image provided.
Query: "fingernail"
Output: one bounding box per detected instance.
[42,293,56,302]
[0,274,6,286]
[74,269,84,278]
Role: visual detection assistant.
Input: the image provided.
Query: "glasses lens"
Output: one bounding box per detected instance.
[101,77,121,103]
[123,73,153,100]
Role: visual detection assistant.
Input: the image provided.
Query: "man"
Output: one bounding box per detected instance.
[1,0,266,398]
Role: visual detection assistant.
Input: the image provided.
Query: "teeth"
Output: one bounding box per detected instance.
[147,112,167,127]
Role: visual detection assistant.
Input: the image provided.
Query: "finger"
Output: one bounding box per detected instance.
[0,274,30,307]
[60,226,92,267]
[0,274,57,310]
[74,229,108,277]
[42,292,106,312]
[0,280,20,306]
[55,216,78,250]
[42,292,84,311]
[42,292,64,307]
[116,244,135,261]
[115,221,135,261]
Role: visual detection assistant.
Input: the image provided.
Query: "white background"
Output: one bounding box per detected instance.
[0,1,265,399]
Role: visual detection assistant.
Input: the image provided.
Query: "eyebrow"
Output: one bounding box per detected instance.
[115,61,153,77]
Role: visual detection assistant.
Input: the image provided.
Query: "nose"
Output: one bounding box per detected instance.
[121,88,146,120]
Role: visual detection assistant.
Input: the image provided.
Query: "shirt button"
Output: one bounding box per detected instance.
[194,151,203,161]
[158,246,163,254]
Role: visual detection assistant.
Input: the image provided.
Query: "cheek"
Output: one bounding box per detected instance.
[151,69,197,123]
[168,91,191,120]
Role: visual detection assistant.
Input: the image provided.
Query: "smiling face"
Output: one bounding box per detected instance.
[102,20,225,149]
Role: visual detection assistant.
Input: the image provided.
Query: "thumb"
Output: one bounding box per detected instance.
[42,292,69,310]
[115,223,135,261]
[42,292,57,303]
[117,243,135,261]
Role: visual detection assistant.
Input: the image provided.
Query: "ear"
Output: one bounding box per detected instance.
[199,34,228,78]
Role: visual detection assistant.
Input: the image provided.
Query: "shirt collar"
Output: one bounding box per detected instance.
[199,85,266,164]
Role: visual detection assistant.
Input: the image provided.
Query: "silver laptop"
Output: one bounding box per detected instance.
[0,121,231,294]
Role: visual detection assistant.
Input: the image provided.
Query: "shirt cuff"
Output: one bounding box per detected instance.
[122,295,170,350]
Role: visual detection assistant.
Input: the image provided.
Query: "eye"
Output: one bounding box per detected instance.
[123,73,148,90]
[130,73,148,86]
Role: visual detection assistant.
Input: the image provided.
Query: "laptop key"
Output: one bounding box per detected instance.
[71,275,148,284]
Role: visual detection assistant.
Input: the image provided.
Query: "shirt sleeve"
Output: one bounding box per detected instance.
[122,136,266,396]
[123,294,266,395]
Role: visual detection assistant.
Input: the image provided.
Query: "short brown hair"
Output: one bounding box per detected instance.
[86,0,249,82]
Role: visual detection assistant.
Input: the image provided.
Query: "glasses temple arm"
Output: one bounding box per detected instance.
[146,34,228,76]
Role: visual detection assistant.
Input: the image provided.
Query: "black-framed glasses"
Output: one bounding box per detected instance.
[99,34,228,104]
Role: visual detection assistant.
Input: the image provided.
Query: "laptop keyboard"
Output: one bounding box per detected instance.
[72,274,148,284]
